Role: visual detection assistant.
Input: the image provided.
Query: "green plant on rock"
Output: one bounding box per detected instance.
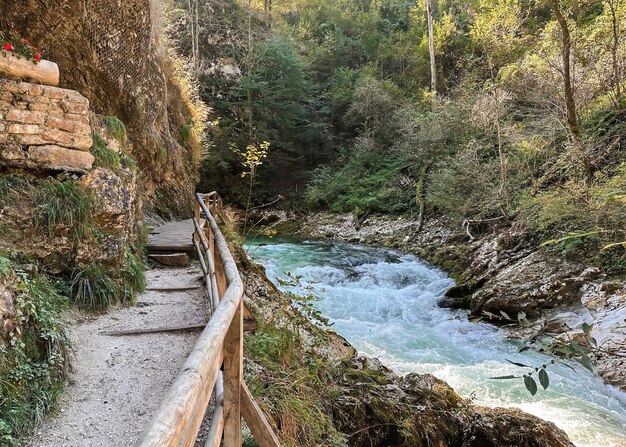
[35,179,92,241]
[0,264,69,444]
[0,175,32,204]
[120,147,137,170]
[101,115,127,144]
[91,133,121,170]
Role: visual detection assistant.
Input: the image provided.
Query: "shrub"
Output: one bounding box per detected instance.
[426,142,503,222]
[0,267,69,444]
[304,147,413,214]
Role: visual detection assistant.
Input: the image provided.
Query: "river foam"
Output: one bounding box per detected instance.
[245,236,626,447]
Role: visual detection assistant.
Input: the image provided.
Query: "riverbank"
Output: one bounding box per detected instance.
[247,209,626,392]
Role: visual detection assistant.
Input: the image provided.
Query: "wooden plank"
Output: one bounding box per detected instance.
[102,320,257,336]
[222,299,243,447]
[146,244,194,253]
[0,55,59,86]
[241,382,281,447]
[145,286,200,292]
[101,324,206,336]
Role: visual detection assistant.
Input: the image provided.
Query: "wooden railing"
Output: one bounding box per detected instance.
[137,192,280,447]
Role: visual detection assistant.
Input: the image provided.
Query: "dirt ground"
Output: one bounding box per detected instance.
[29,265,210,447]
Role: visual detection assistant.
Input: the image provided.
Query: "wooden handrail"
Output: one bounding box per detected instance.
[136,192,280,447]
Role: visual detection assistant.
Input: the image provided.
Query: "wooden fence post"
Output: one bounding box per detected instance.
[223,299,243,447]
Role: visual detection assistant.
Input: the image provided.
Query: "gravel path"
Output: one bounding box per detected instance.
[30,265,209,447]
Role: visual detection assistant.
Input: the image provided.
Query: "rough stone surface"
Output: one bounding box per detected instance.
[28,145,95,173]
[0,168,141,272]
[0,79,93,174]
[0,271,18,341]
[75,168,142,267]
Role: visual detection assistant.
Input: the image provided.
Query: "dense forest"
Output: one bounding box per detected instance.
[186,0,626,272]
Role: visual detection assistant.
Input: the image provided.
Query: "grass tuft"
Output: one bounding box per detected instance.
[69,263,120,311]
[35,179,92,241]
[91,133,121,170]
[121,249,146,304]
[0,174,32,204]
[69,250,145,311]
[101,115,127,143]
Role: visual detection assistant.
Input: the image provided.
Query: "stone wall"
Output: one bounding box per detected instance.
[0,79,94,173]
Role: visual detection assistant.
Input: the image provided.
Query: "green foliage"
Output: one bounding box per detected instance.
[196,0,626,270]
[0,256,11,276]
[101,115,127,143]
[518,164,626,270]
[70,262,121,311]
[91,133,121,170]
[120,148,138,170]
[0,267,69,445]
[305,148,413,213]
[69,249,145,311]
[35,179,92,241]
[0,175,31,203]
[121,249,146,303]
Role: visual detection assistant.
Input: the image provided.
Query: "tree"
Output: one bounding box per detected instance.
[550,0,581,142]
[426,0,438,95]
[470,0,527,213]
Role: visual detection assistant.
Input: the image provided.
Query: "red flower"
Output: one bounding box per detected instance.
[3,43,14,51]
[33,53,41,62]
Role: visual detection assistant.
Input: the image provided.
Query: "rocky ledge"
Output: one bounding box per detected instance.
[249,209,626,392]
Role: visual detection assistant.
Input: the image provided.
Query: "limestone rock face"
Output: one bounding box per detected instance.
[0,271,18,341]
[470,252,586,316]
[28,145,95,172]
[76,167,141,267]
[0,80,93,174]
[0,168,141,272]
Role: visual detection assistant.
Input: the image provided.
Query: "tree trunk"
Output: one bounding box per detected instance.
[415,166,428,232]
[426,0,437,95]
[247,0,254,145]
[550,0,580,142]
[608,0,622,107]
[264,0,273,28]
